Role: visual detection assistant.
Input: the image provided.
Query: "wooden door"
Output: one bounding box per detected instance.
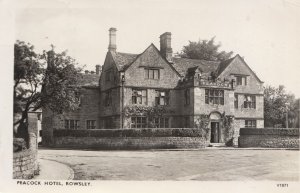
[210,122,220,143]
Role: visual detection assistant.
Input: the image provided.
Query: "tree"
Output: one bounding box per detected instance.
[178,37,233,61]
[14,40,82,143]
[264,85,298,128]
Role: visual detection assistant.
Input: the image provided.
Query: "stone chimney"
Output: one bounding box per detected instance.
[160,32,173,62]
[108,27,117,52]
[96,65,101,75]
[84,70,89,74]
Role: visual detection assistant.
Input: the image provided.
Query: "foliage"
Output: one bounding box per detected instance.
[264,85,299,128]
[53,128,207,138]
[194,114,210,139]
[240,128,299,136]
[14,40,82,140]
[178,37,233,61]
[222,114,234,145]
[13,138,27,152]
[124,105,174,117]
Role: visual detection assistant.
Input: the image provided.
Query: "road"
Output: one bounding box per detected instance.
[37,148,299,181]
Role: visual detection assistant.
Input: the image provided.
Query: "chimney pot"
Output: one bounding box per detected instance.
[96,64,101,75]
[108,27,117,52]
[160,32,173,62]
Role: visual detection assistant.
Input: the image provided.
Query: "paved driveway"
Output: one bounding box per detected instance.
[38,148,299,181]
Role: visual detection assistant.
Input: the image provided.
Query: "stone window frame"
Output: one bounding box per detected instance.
[144,68,160,80]
[155,90,170,106]
[64,119,80,129]
[235,75,247,86]
[132,89,147,105]
[131,116,147,128]
[205,89,224,105]
[245,119,257,128]
[243,95,256,109]
[86,120,96,129]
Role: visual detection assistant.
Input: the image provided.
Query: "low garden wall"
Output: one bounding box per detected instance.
[13,113,39,179]
[239,128,299,148]
[13,148,38,179]
[52,128,208,149]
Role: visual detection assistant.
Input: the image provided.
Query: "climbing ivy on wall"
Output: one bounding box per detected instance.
[123,105,175,128]
[194,114,210,139]
[123,105,174,118]
[222,112,235,145]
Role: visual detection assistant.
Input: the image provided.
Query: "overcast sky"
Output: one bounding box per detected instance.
[15,0,300,97]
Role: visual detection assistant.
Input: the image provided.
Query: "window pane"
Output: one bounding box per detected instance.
[234,94,238,108]
[132,96,136,104]
[137,96,142,104]
[149,70,153,79]
[220,97,224,105]
[154,70,159,79]
[142,96,147,105]
[75,120,79,129]
[160,97,165,105]
[205,96,209,104]
[65,120,69,129]
[70,120,74,129]
[237,76,242,85]
[205,89,209,96]
[144,69,148,79]
[142,90,147,96]
[165,118,169,128]
[220,91,224,97]
[137,117,141,123]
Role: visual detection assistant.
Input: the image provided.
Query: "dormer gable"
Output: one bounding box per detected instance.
[217,54,263,84]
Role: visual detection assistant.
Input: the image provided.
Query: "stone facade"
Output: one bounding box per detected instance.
[42,28,264,147]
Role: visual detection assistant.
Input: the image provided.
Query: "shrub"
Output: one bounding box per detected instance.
[13,138,27,152]
[240,128,299,136]
[53,128,205,138]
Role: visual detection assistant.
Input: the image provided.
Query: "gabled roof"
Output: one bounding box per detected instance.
[111,52,139,71]
[215,57,235,76]
[111,44,181,77]
[217,54,263,83]
[107,46,262,83]
[171,57,220,77]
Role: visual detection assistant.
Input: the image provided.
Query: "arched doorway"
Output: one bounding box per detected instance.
[209,112,222,143]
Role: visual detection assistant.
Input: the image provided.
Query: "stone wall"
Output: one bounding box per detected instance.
[52,136,207,149]
[13,113,39,179]
[51,128,208,149]
[239,128,299,148]
[13,149,38,179]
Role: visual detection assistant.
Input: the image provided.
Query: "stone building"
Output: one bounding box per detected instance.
[42,28,264,146]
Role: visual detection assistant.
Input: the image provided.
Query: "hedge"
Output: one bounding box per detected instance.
[53,128,206,138]
[240,128,299,136]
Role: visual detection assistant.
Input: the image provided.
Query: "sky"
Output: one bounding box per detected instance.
[14,0,300,97]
